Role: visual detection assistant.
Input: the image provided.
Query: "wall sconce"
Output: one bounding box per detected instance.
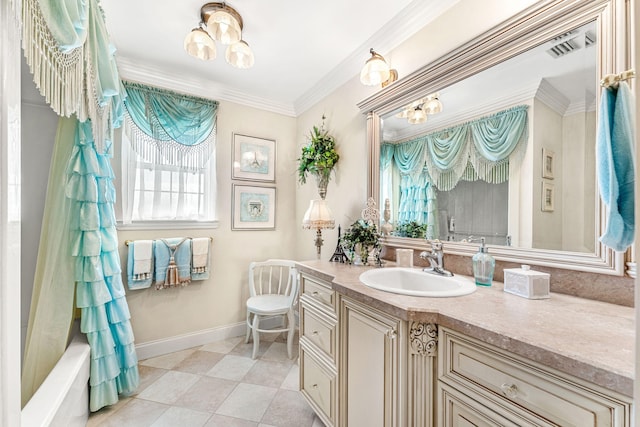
[302,199,335,259]
[360,48,398,88]
[184,2,255,69]
[396,93,443,124]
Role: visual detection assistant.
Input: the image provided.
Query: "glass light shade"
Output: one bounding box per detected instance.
[424,97,443,115]
[225,40,255,69]
[408,107,427,124]
[302,199,335,230]
[184,28,217,60]
[207,10,242,45]
[360,53,391,86]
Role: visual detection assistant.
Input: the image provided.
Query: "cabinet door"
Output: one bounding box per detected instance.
[340,296,403,427]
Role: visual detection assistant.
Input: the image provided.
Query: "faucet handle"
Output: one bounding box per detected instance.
[431,239,443,250]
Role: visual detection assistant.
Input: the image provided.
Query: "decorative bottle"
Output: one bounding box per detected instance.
[472,238,495,286]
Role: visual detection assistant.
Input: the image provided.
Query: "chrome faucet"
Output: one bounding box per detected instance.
[419,240,453,277]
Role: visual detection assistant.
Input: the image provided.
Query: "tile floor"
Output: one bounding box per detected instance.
[87,333,324,427]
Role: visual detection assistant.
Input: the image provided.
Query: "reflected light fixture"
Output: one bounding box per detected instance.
[302,199,336,259]
[184,2,255,69]
[360,48,398,88]
[396,93,443,124]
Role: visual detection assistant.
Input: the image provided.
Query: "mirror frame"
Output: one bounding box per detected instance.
[358,0,630,275]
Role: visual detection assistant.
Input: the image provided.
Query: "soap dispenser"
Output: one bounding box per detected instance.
[472,238,495,286]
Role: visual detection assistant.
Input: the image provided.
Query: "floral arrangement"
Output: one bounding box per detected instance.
[340,219,381,265]
[393,221,428,239]
[297,115,340,186]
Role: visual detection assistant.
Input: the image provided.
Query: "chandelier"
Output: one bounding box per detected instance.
[184,2,255,69]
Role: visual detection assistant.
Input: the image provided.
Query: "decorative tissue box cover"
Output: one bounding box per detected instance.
[503,265,550,299]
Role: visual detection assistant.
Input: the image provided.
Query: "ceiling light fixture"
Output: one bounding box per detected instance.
[184,2,255,69]
[360,48,398,88]
[396,93,443,124]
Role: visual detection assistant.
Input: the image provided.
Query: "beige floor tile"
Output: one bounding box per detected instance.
[138,370,201,404]
[200,337,244,354]
[173,350,225,375]
[150,406,212,427]
[86,397,131,426]
[132,365,168,396]
[140,348,198,369]
[216,383,278,422]
[206,354,256,381]
[174,376,238,413]
[204,414,258,426]
[98,399,168,427]
[261,341,298,363]
[261,389,317,427]
[311,416,326,427]
[229,339,273,359]
[280,364,300,391]
[243,359,293,388]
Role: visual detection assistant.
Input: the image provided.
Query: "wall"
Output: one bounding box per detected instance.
[118,100,297,348]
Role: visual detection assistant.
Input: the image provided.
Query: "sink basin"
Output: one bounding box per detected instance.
[359,268,477,297]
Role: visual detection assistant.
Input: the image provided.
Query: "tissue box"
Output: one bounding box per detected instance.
[503,265,550,299]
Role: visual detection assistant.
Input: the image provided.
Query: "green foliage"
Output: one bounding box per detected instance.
[393,221,428,239]
[340,219,381,264]
[298,116,340,184]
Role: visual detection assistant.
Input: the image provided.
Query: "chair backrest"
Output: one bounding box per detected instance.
[248,259,299,304]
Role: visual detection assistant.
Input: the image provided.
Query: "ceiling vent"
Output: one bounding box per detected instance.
[546,37,579,58]
[584,30,596,47]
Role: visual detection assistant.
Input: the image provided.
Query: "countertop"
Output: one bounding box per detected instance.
[296,260,635,398]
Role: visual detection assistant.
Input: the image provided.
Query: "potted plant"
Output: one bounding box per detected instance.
[340,219,381,265]
[297,115,339,199]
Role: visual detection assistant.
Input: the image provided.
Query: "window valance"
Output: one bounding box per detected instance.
[122,81,219,171]
[385,105,529,190]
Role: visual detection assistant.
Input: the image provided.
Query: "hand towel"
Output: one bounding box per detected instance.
[133,240,153,278]
[596,82,636,252]
[154,237,192,289]
[126,240,154,290]
[191,237,211,281]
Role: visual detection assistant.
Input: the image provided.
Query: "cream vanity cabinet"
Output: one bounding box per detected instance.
[437,327,632,427]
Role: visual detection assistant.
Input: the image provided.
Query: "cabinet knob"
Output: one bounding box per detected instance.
[500,383,518,399]
[312,291,319,296]
[312,383,318,389]
[387,329,397,339]
[312,331,319,335]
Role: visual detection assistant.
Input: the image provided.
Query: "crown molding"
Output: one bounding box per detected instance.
[293,0,461,115]
[116,57,297,117]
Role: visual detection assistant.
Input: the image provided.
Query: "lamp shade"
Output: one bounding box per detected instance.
[408,107,427,124]
[360,50,391,86]
[206,9,242,45]
[225,40,255,69]
[302,199,335,230]
[424,96,443,115]
[184,28,217,60]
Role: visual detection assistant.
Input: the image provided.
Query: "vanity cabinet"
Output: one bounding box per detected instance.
[299,272,338,427]
[437,327,632,427]
[339,296,405,427]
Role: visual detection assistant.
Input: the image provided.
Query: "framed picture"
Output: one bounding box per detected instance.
[542,148,555,179]
[542,182,555,212]
[232,184,276,230]
[232,134,276,182]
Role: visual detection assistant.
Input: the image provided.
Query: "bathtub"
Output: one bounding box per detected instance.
[21,331,91,427]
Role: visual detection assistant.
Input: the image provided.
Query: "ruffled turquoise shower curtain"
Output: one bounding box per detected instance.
[21,0,139,412]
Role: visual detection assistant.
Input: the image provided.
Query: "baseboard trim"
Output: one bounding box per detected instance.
[134,318,283,360]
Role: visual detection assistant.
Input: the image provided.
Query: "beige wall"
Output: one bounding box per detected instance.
[118,100,297,343]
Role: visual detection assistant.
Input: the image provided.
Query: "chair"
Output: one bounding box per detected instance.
[245,259,299,359]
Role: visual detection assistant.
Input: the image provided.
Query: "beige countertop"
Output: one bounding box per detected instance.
[296,260,635,398]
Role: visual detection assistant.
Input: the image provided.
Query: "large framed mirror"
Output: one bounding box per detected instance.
[358,0,630,275]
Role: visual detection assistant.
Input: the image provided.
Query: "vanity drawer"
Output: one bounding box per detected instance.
[300,343,336,427]
[300,273,335,310]
[439,328,630,427]
[300,300,336,360]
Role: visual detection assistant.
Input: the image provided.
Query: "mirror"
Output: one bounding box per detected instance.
[358,0,629,275]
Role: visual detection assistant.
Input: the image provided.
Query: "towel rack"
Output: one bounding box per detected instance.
[124,237,213,246]
[600,69,635,88]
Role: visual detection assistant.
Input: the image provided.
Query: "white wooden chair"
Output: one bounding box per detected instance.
[245,259,299,359]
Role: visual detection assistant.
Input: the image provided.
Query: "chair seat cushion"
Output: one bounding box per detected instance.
[246,294,291,315]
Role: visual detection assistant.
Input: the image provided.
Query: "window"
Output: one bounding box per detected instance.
[119,131,217,224]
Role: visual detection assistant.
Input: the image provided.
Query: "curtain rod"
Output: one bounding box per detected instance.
[124,237,213,246]
[600,69,635,88]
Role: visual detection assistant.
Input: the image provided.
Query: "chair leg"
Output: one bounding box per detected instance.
[245,312,252,344]
[286,309,295,359]
[251,315,260,359]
